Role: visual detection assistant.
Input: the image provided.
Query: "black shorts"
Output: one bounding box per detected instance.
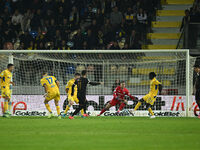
[195,90,200,101]
[78,95,86,105]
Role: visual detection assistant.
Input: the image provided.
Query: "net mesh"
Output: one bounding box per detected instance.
[0,50,196,117]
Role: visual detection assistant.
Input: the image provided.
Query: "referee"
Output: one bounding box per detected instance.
[194,64,200,118]
[70,70,103,118]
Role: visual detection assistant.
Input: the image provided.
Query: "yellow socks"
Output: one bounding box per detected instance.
[45,104,52,113]
[81,109,84,115]
[4,101,8,113]
[134,102,141,111]
[64,105,70,114]
[56,106,60,115]
[148,108,154,116]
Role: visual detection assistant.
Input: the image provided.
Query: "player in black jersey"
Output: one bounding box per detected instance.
[69,70,103,119]
[194,64,200,119]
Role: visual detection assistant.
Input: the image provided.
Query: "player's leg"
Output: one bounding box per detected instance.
[82,100,89,117]
[74,97,84,116]
[2,89,11,117]
[62,97,74,118]
[195,91,200,118]
[146,103,155,118]
[3,97,10,118]
[98,101,113,116]
[44,99,54,119]
[116,100,127,114]
[134,98,145,111]
[70,103,85,119]
[83,99,88,114]
[54,94,61,119]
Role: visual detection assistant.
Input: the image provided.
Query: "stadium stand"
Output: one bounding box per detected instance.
[0,0,161,50]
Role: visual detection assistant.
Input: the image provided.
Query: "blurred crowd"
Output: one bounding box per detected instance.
[180,0,200,31]
[0,0,160,50]
[180,0,200,49]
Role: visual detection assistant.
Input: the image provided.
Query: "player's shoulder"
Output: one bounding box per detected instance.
[68,78,75,84]
[153,78,161,84]
[115,86,121,90]
[40,77,45,82]
[124,88,129,92]
[49,75,56,79]
[2,69,8,74]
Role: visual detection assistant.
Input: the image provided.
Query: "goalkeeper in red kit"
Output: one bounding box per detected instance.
[98,81,138,116]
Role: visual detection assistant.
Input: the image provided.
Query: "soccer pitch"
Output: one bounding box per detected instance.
[0,117,199,150]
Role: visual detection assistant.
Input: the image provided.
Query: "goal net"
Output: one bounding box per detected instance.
[0,50,197,117]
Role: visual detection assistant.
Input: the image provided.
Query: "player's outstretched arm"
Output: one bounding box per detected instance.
[89,81,102,86]
[126,90,138,101]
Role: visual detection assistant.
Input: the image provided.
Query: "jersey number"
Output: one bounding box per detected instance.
[46,77,53,84]
[2,77,5,82]
[155,85,158,90]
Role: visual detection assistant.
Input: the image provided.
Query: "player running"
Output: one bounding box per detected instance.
[69,70,103,119]
[40,71,61,119]
[0,64,14,118]
[98,81,137,116]
[62,73,81,119]
[133,72,162,118]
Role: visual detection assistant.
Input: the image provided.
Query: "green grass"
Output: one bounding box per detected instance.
[0,117,200,150]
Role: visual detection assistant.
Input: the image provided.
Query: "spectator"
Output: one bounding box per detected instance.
[0,0,154,50]
[129,30,141,49]
[137,8,147,40]
[21,9,33,32]
[110,7,123,27]
[69,6,80,28]
[59,40,67,50]
[180,9,190,31]
[1,7,11,22]
[30,9,42,30]
[110,41,120,49]
[37,42,45,50]
[137,8,147,25]
[124,7,135,26]
[27,41,35,50]
[74,28,83,49]
[17,42,25,50]
[86,29,98,49]
[11,9,23,32]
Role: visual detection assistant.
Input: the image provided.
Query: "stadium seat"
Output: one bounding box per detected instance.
[118,66,128,75]
[152,21,181,28]
[161,0,194,5]
[156,10,185,16]
[147,33,181,39]
[162,68,175,75]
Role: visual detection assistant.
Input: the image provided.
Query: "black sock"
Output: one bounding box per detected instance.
[72,105,84,116]
[83,103,87,114]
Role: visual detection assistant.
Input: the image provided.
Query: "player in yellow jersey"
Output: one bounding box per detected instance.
[133,72,162,118]
[62,73,81,119]
[0,64,15,118]
[40,71,61,119]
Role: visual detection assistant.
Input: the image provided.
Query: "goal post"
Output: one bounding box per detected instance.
[0,49,196,117]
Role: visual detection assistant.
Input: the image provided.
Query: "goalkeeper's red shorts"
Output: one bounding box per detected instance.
[109,98,121,106]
